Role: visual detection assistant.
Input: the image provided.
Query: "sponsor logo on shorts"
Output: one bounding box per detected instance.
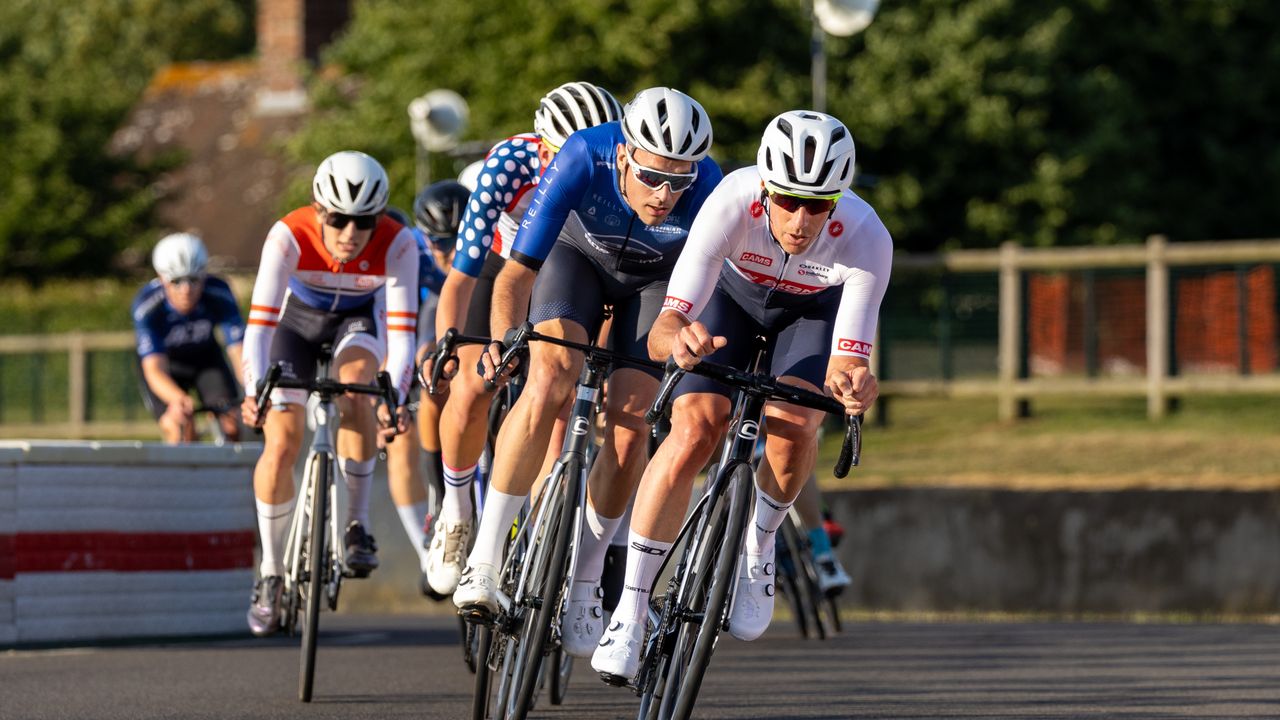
[663,296,693,314]
[740,252,772,267]
[829,221,845,237]
[837,338,872,356]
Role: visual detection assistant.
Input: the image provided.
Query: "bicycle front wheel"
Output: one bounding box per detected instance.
[662,461,754,720]
[299,452,331,703]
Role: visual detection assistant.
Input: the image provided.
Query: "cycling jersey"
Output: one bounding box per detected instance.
[452,134,543,277]
[132,276,245,363]
[662,166,892,359]
[243,206,419,401]
[510,122,723,277]
[413,227,448,301]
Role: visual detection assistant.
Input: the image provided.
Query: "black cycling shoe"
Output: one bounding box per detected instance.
[344,521,379,577]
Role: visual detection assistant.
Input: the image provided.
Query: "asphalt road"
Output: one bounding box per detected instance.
[4,613,1279,719]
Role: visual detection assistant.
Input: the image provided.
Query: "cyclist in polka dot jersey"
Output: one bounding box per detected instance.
[423,82,624,596]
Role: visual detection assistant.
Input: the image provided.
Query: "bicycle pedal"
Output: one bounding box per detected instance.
[598,671,630,688]
[458,606,495,625]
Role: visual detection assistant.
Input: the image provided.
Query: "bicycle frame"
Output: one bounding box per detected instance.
[281,386,347,614]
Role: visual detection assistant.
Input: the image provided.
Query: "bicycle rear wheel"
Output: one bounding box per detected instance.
[508,456,580,719]
[299,453,330,702]
[549,646,572,705]
[782,519,826,640]
[775,525,813,639]
[650,461,754,720]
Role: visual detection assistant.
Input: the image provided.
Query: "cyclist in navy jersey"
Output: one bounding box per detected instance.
[455,87,723,661]
[132,232,245,444]
[423,83,623,597]
[594,111,890,682]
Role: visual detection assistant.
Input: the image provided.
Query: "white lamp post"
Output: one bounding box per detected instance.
[812,0,880,113]
[408,89,470,188]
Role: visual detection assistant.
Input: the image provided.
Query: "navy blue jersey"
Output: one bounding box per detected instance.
[510,122,722,278]
[131,276,246,362]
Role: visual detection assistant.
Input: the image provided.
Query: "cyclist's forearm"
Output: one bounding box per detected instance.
[140,355,187,407]
[435,271,476,341]
[646,310,691,361]
[489,261,536,338]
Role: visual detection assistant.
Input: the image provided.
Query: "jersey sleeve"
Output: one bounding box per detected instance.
[661,178,745,321]
[452,137,540,277]
[509,134,594,270]
[131,287,165,359]
[831,214,893,359]
[242,221,298,397]
[205,278,246,347]
[383,228,421,403]
[413,229,447,297]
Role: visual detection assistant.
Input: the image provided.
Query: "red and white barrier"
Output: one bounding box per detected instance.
[0,441,258,646]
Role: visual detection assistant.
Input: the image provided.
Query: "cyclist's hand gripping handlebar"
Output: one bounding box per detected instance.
[645,357,687,425]
[251,365,283,430]
[481,323,532,392]
[425,327,459,396]
[375,370,401,443]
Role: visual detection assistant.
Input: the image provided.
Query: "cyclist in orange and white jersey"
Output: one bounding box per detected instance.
[239,150,417,636]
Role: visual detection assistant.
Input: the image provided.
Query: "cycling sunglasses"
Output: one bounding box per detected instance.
[766,190,840,215]
[167,274,205,287]
[628,148,698,193]
[323,211,379,230]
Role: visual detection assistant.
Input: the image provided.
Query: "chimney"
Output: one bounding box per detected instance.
[255,0,351,116]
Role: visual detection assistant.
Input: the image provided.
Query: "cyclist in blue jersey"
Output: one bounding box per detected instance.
[454,87,723,660]
[132,232,245,444]
[423,83,623,597]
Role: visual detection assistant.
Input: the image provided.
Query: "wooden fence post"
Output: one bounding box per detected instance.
[1146,235,1169,419]
[68,332,88,437]
[998,241,1022,421]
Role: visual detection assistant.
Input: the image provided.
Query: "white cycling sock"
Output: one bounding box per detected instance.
[396,501,432,571]
[574,502,625,586]
[746,486,791,558]
[466,486,525,569]
[256,496,296,578]
[442,461,477,522]
[611,530,673,626]
[609,501,633,547]
[339,457,375,528]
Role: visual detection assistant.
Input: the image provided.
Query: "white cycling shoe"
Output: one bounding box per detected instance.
[453,562,500,620]
[425,518,472,595]
[560,581,605,658]
[728,552,776,641]
[592,619,644,686]
[814,551,852,595]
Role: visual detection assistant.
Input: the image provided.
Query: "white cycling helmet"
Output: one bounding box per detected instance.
[312,150,390,215]
[152,232,208,281]
[534,82,623,150]
[621,87,713,163]
[757,110,856,196]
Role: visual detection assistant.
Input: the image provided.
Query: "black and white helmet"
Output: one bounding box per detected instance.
[620,87,713,163]
[312,150,390,215]
[757,111,856,196]
[534,82,623,150]
[152,232,208,281]
[413,180,471,240]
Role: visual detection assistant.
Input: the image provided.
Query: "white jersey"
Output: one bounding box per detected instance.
[662,166,892,358]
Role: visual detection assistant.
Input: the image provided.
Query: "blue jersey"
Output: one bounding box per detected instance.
[131,276,246,362]
[452,134,543,277]
[413,227,448,301]
[510,122,723,278]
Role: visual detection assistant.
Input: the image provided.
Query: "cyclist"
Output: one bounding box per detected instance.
[381,185,465,596]
[423,82,623,597]
[454,87,722,661]
[593,110,890,681]
[132,232,246,444]
[239,150,417,636]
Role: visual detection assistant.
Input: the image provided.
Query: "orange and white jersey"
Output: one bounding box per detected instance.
[242,206,419,401]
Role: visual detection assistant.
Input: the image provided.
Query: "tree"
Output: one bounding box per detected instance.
[0,0,253,279]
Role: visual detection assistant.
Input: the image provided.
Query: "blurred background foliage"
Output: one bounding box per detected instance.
[3,0,1280,281]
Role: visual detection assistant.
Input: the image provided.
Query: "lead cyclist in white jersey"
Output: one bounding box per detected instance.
[593,111,892,681]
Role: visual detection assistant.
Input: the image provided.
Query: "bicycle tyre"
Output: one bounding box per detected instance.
[299,453,330,703]
[472,624,494,720]
[775,527,812,640]
[783,520,826,640]
[665,461,754,720]
[509,456,580,719]
[549,646,572,705]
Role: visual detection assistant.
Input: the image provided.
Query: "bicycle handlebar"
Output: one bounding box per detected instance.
[252,365,401,438]
[424,327,491,395]
[645,356,863,478]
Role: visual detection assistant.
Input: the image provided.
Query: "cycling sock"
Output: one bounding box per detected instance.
[442,461,477,522]
[256,496,296,578]
[396,501,432,571]
[574,502,625,585]
[424,448,445,501]
[339,457,375,528]
[609,501,633,547]
[746,486,792,558]
[808,526,833,557]
[466,486,525,569]
[612,530,673,626]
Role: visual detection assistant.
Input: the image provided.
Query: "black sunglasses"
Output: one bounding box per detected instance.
[323,211,379,230]
[767,191,839,215]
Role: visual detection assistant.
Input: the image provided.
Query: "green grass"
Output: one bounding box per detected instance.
[819,394,1280,490]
